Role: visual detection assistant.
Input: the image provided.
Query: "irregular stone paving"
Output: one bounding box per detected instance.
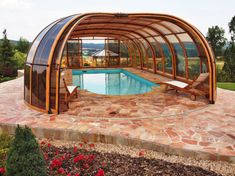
[0,70,235,163]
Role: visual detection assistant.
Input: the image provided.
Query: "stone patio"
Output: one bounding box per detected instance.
[0,70,235,163]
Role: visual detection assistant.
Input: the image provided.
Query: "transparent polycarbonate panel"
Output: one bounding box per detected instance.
[33,15,76,65]
[166,35,186,77]
[201,58,208,73]
[31,65,47,109]
[177,33,199,57]
[67,40,82,67]
[148,37,163,72]
[135,39,145,67]
[26,20,59,63]
[156,36,173,74]
[150,23,171,34]
[139,39,149,69]
[188,57,200,80]
[120,42,130,66]
[131,42,140,67]
[136,29,150,37]
[148,37,161,58]
[143,28,158,36]
[24,64,31,103]
[160,21,185,33]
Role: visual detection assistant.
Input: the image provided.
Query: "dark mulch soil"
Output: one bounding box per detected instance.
[41,144,221,176]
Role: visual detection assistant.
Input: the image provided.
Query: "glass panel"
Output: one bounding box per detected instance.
[160,21,185,33]
[27,20,58,63]
[178,33,201,79]
[67,40,82,67]
[177,33,198,57]
[156,36,173,74]
[166,35,186,77]
[143,28,158,36]
[131,42,140,67]
[31,65,47,109]
[150,23,171,34]
[188,57,200,80]
[134,39,145,67]
[139,39,149,69]
[148,37,162,72]
[33,15,76,65]
[106,39,120,67]
[136,29,150,37]
[24,64,31,103]
[120,42,130,66]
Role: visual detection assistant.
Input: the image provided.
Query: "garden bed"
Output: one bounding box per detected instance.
[39,139,235,176]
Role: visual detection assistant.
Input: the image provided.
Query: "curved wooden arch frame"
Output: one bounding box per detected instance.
[24,13,216,114]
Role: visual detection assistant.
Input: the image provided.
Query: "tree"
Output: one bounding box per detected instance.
[229,15,235,42]
[206,26,227,58]
[0,29,16,77]
[13,51,27,69]
[16,37,30,53]
[223,43,235,82]
[6,125,47,176]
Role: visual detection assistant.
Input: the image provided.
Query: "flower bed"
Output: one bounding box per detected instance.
[40,141,221,176]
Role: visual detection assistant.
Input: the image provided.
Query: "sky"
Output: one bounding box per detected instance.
[0,0,235,42]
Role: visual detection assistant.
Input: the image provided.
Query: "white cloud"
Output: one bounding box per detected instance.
[0,0,32,9]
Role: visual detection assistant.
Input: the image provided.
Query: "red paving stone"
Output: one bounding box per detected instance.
[0,70,235,163]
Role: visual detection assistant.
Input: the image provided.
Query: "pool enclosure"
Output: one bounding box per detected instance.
[24,13,216,114]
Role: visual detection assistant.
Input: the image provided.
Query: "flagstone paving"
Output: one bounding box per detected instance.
[0,73,235,163]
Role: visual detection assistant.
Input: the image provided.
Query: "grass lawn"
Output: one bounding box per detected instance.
[217,82,235,91]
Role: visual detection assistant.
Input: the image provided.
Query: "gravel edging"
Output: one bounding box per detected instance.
[40,139,235,176]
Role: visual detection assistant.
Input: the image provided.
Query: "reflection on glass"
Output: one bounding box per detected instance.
[188,57,200,80]
[156,36,172,74]
[24,64,31,103]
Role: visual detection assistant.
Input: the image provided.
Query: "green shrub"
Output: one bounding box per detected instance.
[6,125,47,176]
[0,133,13,168]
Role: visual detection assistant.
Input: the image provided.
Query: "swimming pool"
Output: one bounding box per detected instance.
[72,69,158,95]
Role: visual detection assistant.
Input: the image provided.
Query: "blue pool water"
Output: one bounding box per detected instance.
[72,69,158,95]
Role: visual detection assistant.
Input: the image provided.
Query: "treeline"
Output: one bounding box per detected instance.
[0,30,29,82]
[206,16,235,82]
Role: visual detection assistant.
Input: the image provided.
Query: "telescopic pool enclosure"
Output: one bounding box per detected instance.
[24,13,216,114]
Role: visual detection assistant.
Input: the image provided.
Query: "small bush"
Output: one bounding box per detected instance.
[0,133,13,168]
[6,125,47,176]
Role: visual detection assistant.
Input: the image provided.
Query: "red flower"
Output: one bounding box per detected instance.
[83,163,89,169]
[139,150,145,157]
[101,162,106,167]
[89,143,95,148]
[75,174,80,176]
[50,158,62,170]
[74,146,77,153]
[74,154,84,163]
[85,154,95,163]
[44,153,48,160]
[55,150,60,155]
[41,141,46,145]
[58,167,66,174]
[0,167,5,174]
[95,168,105,176]
[47,143,51,147]
[67,173,71,176]
[65,153,71,159]
[79,143,83,148]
